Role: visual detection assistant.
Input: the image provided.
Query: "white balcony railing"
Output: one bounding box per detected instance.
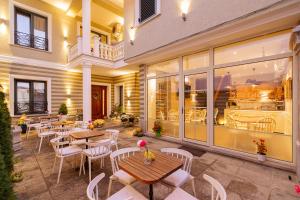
[68,36,124,62]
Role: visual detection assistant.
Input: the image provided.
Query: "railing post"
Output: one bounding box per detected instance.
[93,35,100,57]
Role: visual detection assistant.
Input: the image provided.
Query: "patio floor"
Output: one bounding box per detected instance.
[14,127,299,200]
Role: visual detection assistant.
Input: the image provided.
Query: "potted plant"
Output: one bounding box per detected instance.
[58,103,68,120]
[152,120,162,137]
[17,114,27,134]
[253,138,267,162]
[87,120,94,130]
[93,119,105,128]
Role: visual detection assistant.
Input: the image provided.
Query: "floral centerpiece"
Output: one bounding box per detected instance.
[152,120,162,137]
[17,114,27,134]
[253,138,267,161]
[295,184,300,195]
[137,139,155,165]
[87,120,94,130]
[93,119,105,128]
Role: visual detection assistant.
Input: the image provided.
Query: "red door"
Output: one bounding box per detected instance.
[92,85,107,120]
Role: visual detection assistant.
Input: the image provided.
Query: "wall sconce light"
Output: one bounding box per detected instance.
[129,26,136,45]
[66,98,71,106]
[181,0,190,21]
[63,37,69,48]
[0,18,7,34]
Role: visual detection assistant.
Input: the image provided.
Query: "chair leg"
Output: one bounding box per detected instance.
[79,154,83,176]
[57,157,64,184]
[191,177,196,197]
[52,156,57,173]
[88,158,92,182]
[26,127,30,140]
[107,176,113,198]
[38,137,43,153]
[115,144,118,151]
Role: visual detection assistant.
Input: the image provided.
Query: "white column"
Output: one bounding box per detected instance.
[82,65,92,122]
[82,0,91,55]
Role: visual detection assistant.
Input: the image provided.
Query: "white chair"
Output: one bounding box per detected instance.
[36,125,56,153]
[160,148,196,197]
[87,173,147,200]
[165,188,198,200]
[107,147,140,198]
[26,122,41,139]
[203,174,227,200]
[50,137,82,184]
[101,129,119,151]
[79,140,112,182]
[69,128,87,146]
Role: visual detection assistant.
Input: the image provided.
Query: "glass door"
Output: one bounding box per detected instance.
[183,72,208,142]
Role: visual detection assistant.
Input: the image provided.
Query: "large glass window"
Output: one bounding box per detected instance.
[147,76,179,137]
[15,7,48,51]
[184,73,207,141]
[213,58,293,161]
[214,30,291,65]
[147,59,179,78]
[183,51,209,71]
[15,79,47,115]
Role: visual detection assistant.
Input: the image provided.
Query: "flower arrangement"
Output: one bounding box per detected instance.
[152,120,162,137]
[137,139,155,164]
[93,119,105,128]
[295,184,300,195]
[17,114,27,126]
[87,120,94,130]
[253,138,267,155]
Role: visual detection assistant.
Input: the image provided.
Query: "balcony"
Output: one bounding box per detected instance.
[68,36,124,63]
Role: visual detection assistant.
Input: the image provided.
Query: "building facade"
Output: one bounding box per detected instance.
[123,0,300,178]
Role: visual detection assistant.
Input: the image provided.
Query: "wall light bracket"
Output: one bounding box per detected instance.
[182,13,187,21]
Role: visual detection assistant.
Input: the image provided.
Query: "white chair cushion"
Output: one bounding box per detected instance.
[107,185,147,200]
[59,146,82,156]
[82,146,109,157]
[165,188,198,200]
[70,139,86,145]
[113,169,136,185]
[39,131,56,137]
[163,169,191,187]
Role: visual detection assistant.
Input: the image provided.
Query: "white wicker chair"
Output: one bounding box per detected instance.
[79,140,112,181]
[203,174,227,200]
[160,148,196,197]
[87,173,147,200]
[36,124,56,153]
[50,137,82,184]
[107,147,140,198]
[98,129,119,151]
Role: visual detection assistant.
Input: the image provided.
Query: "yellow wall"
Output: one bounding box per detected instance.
[0,0,78,64]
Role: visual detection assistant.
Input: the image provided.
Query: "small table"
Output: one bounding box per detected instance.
[119,151,183,200]
[51,121,75,127]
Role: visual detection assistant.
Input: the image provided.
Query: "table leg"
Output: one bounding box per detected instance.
[149,184,153,200]
[84,138,88,168]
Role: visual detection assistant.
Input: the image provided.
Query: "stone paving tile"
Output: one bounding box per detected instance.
[13,128,299,200]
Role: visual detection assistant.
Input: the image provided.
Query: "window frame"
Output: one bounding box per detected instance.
[135,0,161,26]
[14,6,48,51]
[14,79,48,115]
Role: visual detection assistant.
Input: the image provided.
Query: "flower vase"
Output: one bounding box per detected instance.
[257,153,266,162]
[144,150,152,165]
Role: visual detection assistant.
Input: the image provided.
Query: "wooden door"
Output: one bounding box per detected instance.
[92,85,107,120]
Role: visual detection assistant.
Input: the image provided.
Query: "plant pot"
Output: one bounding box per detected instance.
[257,153,266,162]
[20,124,27,134]
[155,130,161,137]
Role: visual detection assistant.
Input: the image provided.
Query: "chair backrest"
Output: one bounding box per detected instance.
[50,136,69,156]
[203,174,227,200]
[87,173,105,200]
[161,148,193,173]
[106,129,119,142]
[110,147,140,174]
[75,121,84,128]
[86,140,112,157]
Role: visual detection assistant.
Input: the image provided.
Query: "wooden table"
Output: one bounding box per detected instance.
[119,151,183,200]
[51,121,75,127]
[69,130,105,141]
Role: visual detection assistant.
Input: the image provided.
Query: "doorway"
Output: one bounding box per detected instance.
[92,85,107,120]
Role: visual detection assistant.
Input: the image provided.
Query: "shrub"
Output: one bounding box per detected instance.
[0,152,15,200]
[0,88,13,174]
[58,103,68,115]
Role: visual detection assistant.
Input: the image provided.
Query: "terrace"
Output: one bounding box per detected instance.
[13,126,299,200]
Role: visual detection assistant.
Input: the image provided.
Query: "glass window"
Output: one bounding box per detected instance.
[213,58,293,162]
[15,7,48,51]
[183,51,209,71]
[147,59,179,78]
[139,0,156,23]
[214,30,291,65]
[184,73,207,141]
[15,80,47,115]
[147,76,179,137]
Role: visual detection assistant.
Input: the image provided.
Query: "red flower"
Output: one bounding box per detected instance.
[137,140,147,148]
[295,184,300,194]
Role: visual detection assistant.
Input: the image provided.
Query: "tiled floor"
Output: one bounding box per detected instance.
[14,127,299,200]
